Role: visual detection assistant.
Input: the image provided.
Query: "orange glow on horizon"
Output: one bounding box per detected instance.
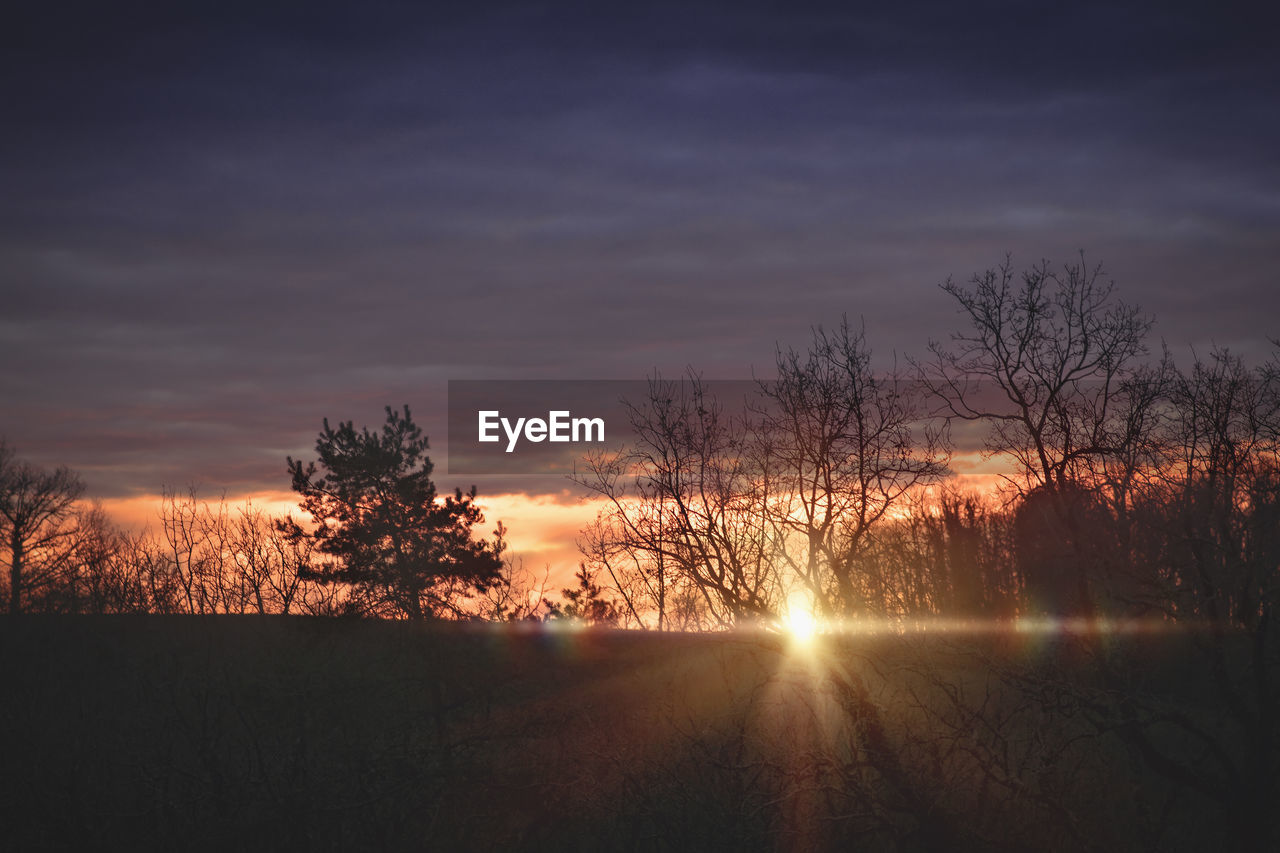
[88,455,1021,604]
[95,489,599,593]
[96,490,302,533]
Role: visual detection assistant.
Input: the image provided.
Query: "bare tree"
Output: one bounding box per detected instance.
[1118,345,1280,851]
[158,486,238,614]
[754,317,948,617]
[153,489,347,616]
[229,502,323,615]
[1134,346,1280,625]
[575,375,783,628]
[578,321,945,627]
[920,254,1154,491]
[471,546,555,622]
[918,254,1156,615]
[0,441,85,614]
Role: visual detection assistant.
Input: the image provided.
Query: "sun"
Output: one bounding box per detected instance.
[783,589,820,645]
[785,608,818,644]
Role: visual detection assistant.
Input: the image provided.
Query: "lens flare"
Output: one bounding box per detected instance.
[785,609,818,643]
[784,590,819,644]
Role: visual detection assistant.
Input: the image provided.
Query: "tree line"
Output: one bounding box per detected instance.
[3,254,1277,635]
[0,406,543,620]
[575,255,1280,635]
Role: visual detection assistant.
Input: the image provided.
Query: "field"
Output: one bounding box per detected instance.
[0,616,1266,851]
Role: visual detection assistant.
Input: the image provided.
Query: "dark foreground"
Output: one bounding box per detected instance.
[1,616,1273,851]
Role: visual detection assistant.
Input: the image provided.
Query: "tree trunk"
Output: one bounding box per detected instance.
[9,531,24,614]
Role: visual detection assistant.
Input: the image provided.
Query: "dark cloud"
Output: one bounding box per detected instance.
[1,0,1277,501]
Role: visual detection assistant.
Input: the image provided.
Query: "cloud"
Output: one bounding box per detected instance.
[1,0,1277,508]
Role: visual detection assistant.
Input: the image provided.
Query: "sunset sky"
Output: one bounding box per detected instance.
[3,0,1277,578]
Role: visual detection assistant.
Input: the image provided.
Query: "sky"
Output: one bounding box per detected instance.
[2,0,1278,573]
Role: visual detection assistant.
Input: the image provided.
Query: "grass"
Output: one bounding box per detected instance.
[0,615,1268,851]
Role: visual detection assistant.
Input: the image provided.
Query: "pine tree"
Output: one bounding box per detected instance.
[284,405,504,619]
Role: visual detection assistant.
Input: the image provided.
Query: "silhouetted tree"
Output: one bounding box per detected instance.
[159,486,233,614]
[471,544,556,622]
[919,254,1156,615]
[754,317,947,617]
[0,440,85,614]
[548,565,623,626]
[284,405,505,619]
[576,375,782,627]
[1090,345,1280,851]
[579,321,946,625]
[858,488,1020,617]
[1013,484,1110,614]
[53,504,129,614]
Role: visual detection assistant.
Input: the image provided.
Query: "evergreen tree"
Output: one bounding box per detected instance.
[285,405,504,619]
